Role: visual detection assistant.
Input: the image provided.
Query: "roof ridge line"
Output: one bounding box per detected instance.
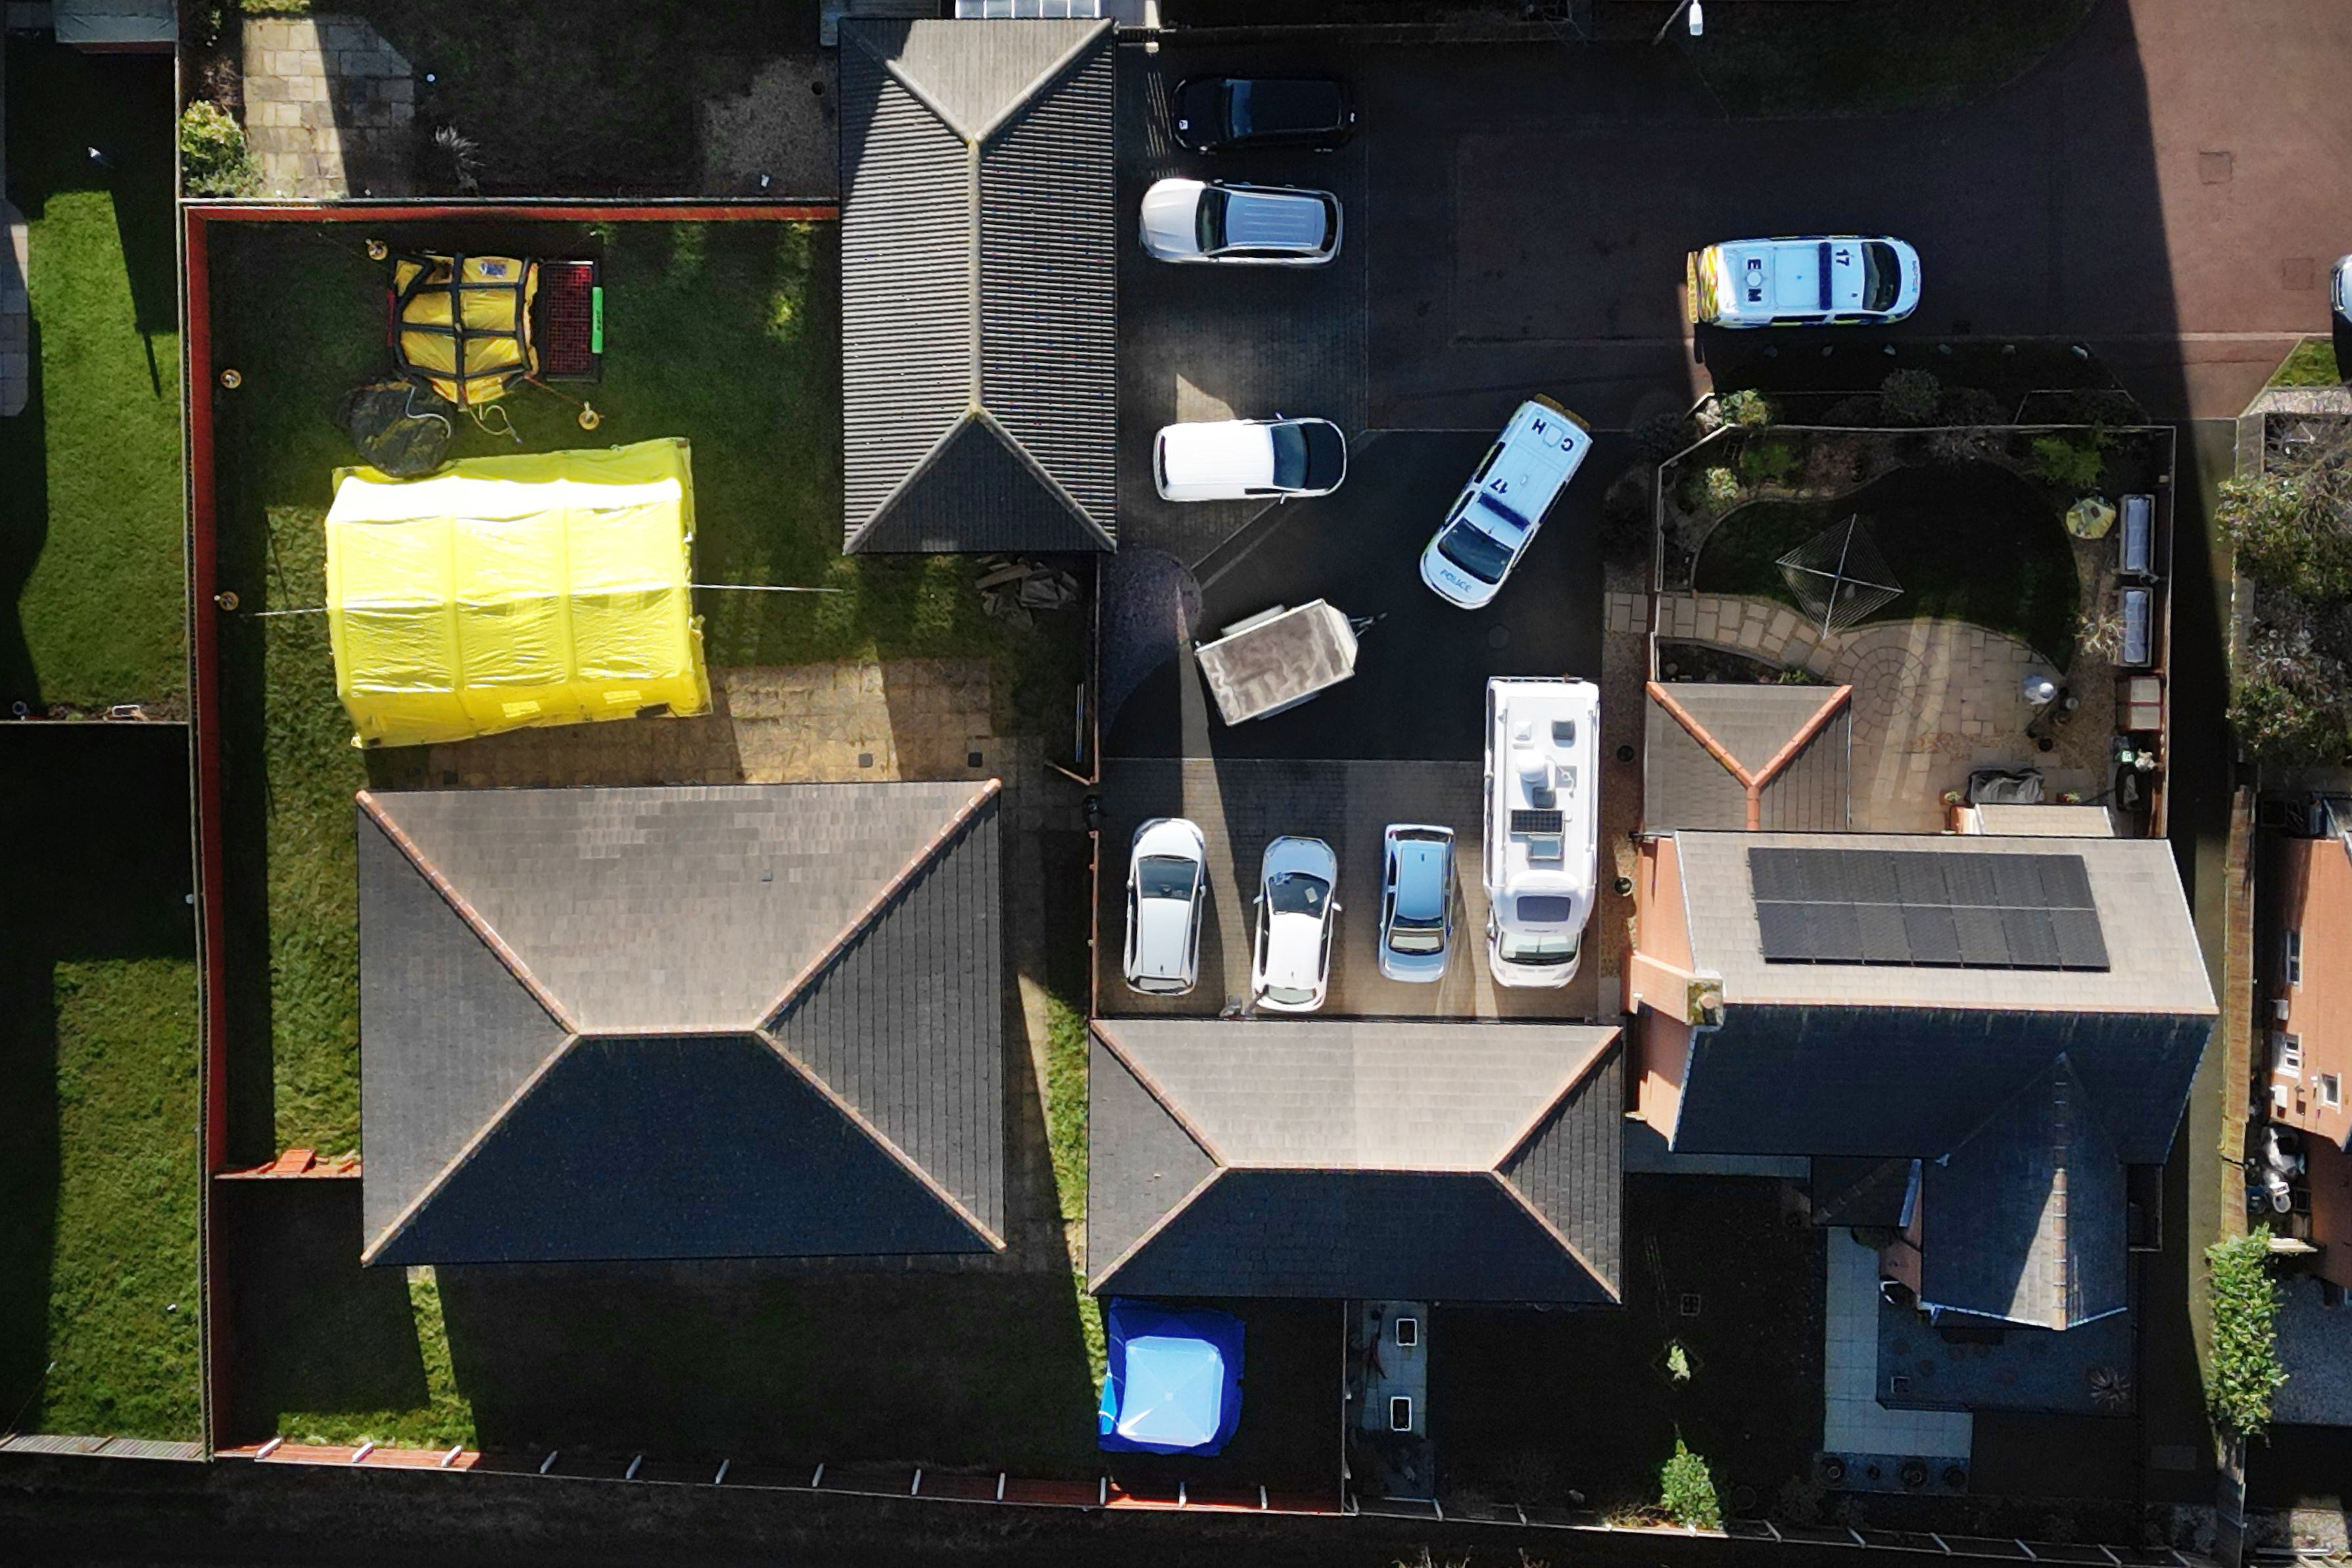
[1646,682,1759,789]
[968,406,1116,545]
[857,24,983,143]
[751,1031,1005,1252]
[1746,684,1852,792]
[1489,1030,1622,1171]
[1086,1166,1226,1294]
[357,792,578,1033]
[360,1031,584,1264]
[755,778,1002,1028]
[970,18,1115,146]
[844,411,975,550]
[1089,1022,1227,1166]
[1487,1170,1621,1304]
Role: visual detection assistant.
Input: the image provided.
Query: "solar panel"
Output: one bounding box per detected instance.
[1510,809,1564,836]
[1748,846,2107,972]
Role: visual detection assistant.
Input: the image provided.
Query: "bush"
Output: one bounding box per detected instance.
[2206,1228,2288,1438]
[1698,466,1740,512]
[1601,469,1654,567]
[2028,432,2105,490]
[1937,386,2009,427]
[2232,671,2351,765]
[1737,438,1798,489]
[1879,368,1942,426]
[1659,1439,1722,1531]
[2220,469,2352,602]
[1634,410,1696,463]
[1716,388,1776,429]
[179,101,258,197]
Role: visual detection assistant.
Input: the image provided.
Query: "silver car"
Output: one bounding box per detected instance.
[1378,824,1455,984]
[1140,178,1342,266]
[1125,817,1208,996]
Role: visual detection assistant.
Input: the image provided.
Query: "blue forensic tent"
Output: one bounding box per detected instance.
[1097,1299,1245,1456]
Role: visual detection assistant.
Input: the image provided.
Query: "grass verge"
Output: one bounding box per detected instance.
[1694,0,2098,118]
[2270,336,2343,390]
[0,43,185,713]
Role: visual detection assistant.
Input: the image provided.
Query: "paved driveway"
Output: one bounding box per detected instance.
[1093,757,1604,1022]
[1117,42,1369,567]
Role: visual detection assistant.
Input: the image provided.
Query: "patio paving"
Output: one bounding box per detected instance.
[240,14,415,199]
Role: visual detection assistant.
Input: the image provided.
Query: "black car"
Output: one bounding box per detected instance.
[1171,75,1356,154]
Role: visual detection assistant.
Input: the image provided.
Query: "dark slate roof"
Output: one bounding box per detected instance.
[357,782,1005,1265]
[1090,1020,1621,1303]
[1919,1057,2127,1330]
[1644,682,1850,833]
[1673,1003,2210,1167]
[839,18,1116,555]
[1810,1156,1916,1229]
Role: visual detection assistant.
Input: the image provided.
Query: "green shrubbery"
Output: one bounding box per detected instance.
[1879,368,1943,427]
[1716,388,1776,429]
[2224,427,2352,763]
[2205,1228,2287,1439]
[1737,438,1798,490]
[2028,431,2105,490]
[1659,1439,1723,1530]
[178,101,258,197]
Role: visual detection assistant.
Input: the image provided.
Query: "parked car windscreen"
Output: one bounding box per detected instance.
[1196,187,1229,253]
[1270,423,1312,489]
[1437,519,1514,584]
[1863,242,1903,313]
[1301,421,1346,489]
[1387,913,1445,954]
[1500,930,1576,964]
[1266,869,1330,916]
[1137,855,1198,901]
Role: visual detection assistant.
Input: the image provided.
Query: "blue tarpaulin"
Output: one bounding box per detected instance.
[1097,1299,1245,1455]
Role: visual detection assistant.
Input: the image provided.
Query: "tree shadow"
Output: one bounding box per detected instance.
[0,324,48,713]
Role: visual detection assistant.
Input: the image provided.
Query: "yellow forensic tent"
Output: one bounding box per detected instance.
[391,252,539,408]
[324,439,712,749]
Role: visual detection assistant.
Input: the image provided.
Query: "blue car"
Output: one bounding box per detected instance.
[1378,824,1455,984]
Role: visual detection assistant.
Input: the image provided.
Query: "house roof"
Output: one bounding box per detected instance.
[1088,1020,1622,1303]
[1918,1056,2128,1331]
[1644,682,1850,832]
[1671,830,2215,1017]
[838,18,1116,555]
[356,781,1005,1266]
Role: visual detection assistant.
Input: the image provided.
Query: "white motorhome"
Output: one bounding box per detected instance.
[1483,677,1600,989]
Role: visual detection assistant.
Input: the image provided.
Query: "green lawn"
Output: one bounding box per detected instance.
[0,728,201,1442]
[2270,335,2344,389]
[1693,459,2082,667]
[1694,0,2098,118]
[0,43,186,713]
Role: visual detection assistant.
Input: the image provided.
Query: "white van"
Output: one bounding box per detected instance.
[1419,397,1591,609]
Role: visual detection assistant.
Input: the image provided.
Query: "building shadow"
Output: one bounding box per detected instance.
[0,323,47,712]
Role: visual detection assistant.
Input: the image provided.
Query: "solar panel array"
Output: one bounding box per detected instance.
[1748,847,2109,971]
[1510,809,1564,836]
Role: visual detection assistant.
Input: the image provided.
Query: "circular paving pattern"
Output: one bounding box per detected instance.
[1836,642,1929,745]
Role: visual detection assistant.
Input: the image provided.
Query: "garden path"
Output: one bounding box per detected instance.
[239,15,414,199]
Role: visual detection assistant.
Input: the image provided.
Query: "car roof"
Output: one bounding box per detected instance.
[1160,421,1275,488]
[1718,238,1876,314]
[1221,187,1328,250]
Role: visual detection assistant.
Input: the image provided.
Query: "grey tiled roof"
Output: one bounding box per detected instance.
[1673,830,2216,1017]
[1644,684,1850,833]
[839,18,1116,554]
[1090,1020,1621,1303]
[1675,1003,2209,1166]
[357,782,1005,1265]
[1918,1057,2126,1331]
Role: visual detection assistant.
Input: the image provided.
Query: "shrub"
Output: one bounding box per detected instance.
[179,101,258,197]
[1716,388,1775,428]
[1937,386,2009,427]
[2028,432,2105,490]
[1737,438,1798,490]
[1879,368,1942,426]
[2220,470,2352,602]
[2206,1228,2288,1438]
[1698,466,1740,512]
[2232,673,2350,765]
[1600,469,1654,567]
[1634,410,1695,463]
[1659,1439,1722,1531]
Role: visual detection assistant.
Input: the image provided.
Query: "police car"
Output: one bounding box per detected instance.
[1687,236,1921,328]
[1418,397,1592,610]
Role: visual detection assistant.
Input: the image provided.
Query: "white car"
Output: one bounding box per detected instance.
[1378,824,1455,984]
[1124,817,1209,997]
[1140,178,1342,266]
[1154,417,1347,503]
[1419,397,1591,609]
[1687,236,1921,328]
[1251,836,1338,1013]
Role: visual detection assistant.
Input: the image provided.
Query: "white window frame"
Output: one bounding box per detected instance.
[2276,1031,2304,1076]
[2288,928,2304,988]
[2324,1074,2342,1110]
